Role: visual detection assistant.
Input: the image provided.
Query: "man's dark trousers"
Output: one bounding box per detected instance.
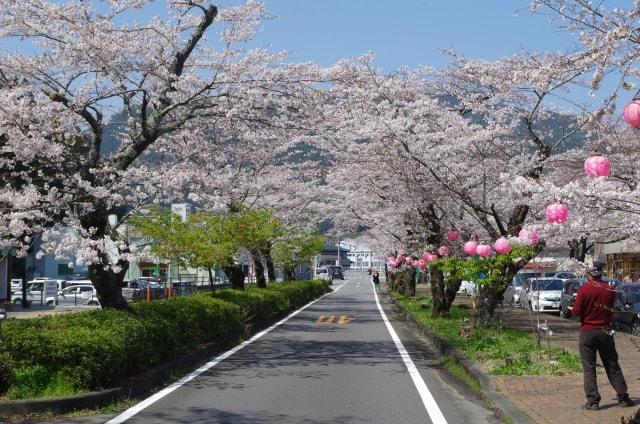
[579,328,628,404]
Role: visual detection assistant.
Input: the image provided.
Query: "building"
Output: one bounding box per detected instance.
[344,241,383,271]
[316,240,351,269]
[594,241,640,282]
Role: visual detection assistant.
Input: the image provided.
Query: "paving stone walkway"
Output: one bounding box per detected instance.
[491,303,640,423]
[438,287,640,423]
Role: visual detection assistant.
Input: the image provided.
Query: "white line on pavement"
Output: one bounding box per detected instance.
[106,281,349,424]
[372,282,448,424]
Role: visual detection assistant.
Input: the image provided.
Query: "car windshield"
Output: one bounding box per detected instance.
[626,289,640,304]
[514,273,536,285]
[531,279,563,291]
[316,269,327,274]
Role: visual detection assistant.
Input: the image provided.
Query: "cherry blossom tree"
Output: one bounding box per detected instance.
[319,52,600,322]
[0,0,332,309]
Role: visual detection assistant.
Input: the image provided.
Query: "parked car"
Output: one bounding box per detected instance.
[314,268,332,283]
[328,266,344,280]
[63,279,93,289]
[458,280,476,296]
[122,279,165,301]
[11,280,57,306]
[559,279,582,318]
[9,278,22,293]
[524,278,563,313]
[613,284,640,336]
[548,271,577,280]
[503,277,526,307]
[57,285,100,306]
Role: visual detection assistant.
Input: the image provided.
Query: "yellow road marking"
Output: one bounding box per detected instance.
[316,315,336,323]
[337,315,355,324]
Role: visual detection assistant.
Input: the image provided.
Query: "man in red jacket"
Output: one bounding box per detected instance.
[570,264,634,410]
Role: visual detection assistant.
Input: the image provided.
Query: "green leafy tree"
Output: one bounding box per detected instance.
[272,230,325,281]
[431,244,539,326]
[227,208,284,288]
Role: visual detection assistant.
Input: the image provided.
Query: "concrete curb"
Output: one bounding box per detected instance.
[389,296,534,424]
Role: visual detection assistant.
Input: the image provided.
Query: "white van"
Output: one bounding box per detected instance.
[12,280,58,306]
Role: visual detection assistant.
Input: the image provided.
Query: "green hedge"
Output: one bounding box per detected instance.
[0,280,330,399]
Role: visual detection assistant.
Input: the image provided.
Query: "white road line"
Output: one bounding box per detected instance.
[107,282,348,424]
[372,282,448,424]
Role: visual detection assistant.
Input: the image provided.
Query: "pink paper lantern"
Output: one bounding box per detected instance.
[422,252,430,261]
[624,99,640,127]
[518,228,539,246]
[584,153,610,178]
[494,237,512,255]
[463,241,478,255]
[447,229,459,241]
[546,202,568,224]
[476,244,492,257]
[425,252,438,263]
[417,260,426,271]
[437,246,450,257]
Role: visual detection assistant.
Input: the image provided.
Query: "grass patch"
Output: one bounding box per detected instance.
[392,292,581,376]
[440,356,482,393]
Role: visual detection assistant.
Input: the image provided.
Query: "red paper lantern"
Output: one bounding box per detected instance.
[447,229,459,241]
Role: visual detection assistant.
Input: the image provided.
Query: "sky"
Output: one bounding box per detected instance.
[241,0,577,70]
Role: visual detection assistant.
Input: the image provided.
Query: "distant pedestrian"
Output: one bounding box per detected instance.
[372,271,380,291]
[570,263,634,410]
[623,275,633,285]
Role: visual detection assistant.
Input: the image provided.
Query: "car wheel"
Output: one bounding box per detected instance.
[88,301,99,306]
[46,300,54,306]
[13,298,21,305]
[632,320,640,337]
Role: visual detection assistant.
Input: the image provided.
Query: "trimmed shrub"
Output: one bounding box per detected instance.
[0,280,329,399]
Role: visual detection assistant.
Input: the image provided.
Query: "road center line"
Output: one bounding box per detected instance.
[106,281,349,424]
[372,282,448,424]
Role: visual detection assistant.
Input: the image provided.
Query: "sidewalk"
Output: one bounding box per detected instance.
[425,286,640,423]
[4,304,95,320]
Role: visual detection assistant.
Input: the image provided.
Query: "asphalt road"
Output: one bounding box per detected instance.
[105,276,500,424]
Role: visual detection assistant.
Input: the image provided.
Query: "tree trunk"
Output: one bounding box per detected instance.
[284,267,296,281]
[444,278,462,311]
[251,251,267,288]
[89,261,130,310]
[81,204,129,310]
[568,236,592,263]
[207,266,214,293]
[403,267,416,297]
[430,268,447,318]
[222,264,245,290]
[262,245,277,283]
[474,285,499,328]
